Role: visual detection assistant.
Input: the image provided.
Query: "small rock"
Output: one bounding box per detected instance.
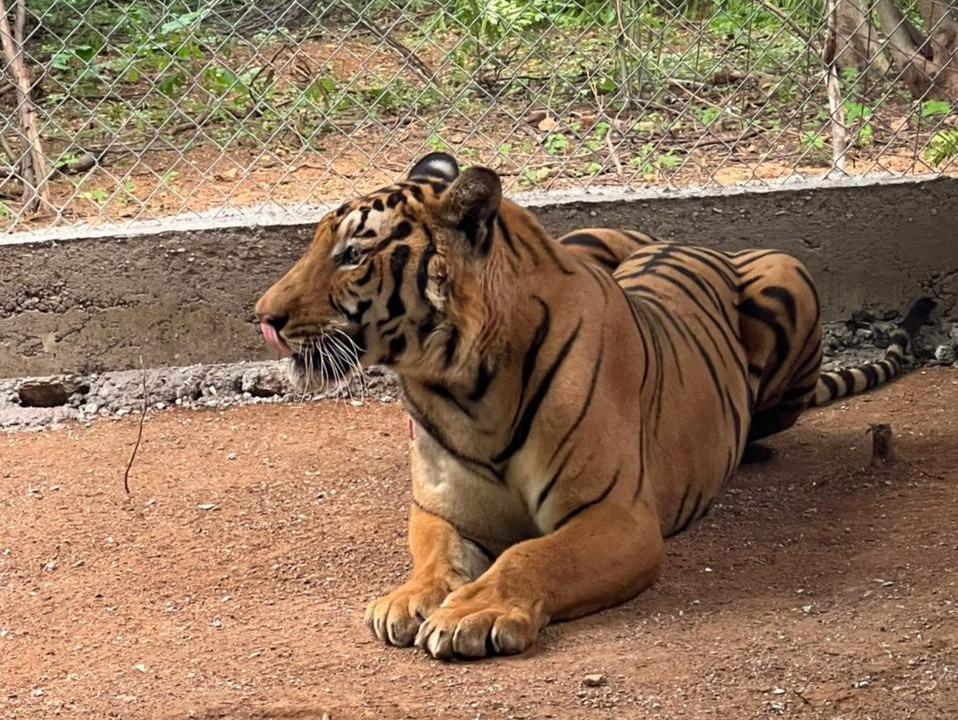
[583,673,606,687]
[537,115,558,132]
[17,377,84,408]
[197,503,219,511]
[934,344,955,364]
[240,367,288,398]
[524,109,548,125]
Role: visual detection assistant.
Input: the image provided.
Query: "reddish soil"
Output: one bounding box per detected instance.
[1,369,956,720]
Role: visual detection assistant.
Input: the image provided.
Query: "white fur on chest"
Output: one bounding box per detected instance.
[409,422,541,553]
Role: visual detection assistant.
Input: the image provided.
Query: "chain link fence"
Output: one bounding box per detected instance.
[1,0,956,233]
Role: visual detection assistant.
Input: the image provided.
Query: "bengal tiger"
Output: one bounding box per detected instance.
[254,152,934,660]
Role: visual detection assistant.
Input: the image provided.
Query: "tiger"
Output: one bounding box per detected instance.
[254,152,934,660]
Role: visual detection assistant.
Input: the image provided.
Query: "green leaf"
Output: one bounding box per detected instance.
[543,133,569,156]
[595,76,615,94]
[656,153,680,170]
[924,129,958,167]
[921,100,951,118]
[51,52,72,71]
[699,107,721,126]
[73,44,97,62]
[843,101,874,123]
[160,10,207,35]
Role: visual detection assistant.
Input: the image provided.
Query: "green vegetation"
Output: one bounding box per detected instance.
[1,0,952,228]
[925,130,958,168]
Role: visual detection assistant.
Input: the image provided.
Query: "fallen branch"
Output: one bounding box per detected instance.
[339,7,435,85]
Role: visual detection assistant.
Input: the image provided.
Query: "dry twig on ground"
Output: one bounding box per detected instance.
[123,364,149,495]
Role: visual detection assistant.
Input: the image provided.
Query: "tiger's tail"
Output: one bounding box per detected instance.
[811,297,936,407]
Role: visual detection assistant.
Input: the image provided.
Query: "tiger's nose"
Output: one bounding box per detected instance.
[257,313,293,357]
[257,313,289,332]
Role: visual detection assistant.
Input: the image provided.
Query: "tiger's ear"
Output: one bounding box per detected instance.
[408,152,459,182]
[438,166,502,254]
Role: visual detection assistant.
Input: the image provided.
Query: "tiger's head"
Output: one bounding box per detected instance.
[254,152,509,393]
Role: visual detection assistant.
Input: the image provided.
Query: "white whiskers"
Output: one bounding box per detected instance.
[288,327,367,404]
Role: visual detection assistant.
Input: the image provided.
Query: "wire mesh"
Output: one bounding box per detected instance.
[1,0,956,233]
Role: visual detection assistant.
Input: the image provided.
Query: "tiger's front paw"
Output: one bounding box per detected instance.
[414,583,544,659]
[365,578,458,647]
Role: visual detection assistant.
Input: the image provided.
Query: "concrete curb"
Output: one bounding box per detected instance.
[2,176,956,377]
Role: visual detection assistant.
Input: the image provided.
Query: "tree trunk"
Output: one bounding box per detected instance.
[832,0,958,98]
[850,0,958,98]
[0,0,49,213]
[835,0,891,75]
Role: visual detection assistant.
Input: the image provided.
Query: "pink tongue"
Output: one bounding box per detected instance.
[261,322,293,358]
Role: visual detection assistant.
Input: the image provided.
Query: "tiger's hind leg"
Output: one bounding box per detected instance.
[365,503,491,647]
[735,252,822,446]
[741,442,776,465]
[747,395,810,443]
[742,381,817,462]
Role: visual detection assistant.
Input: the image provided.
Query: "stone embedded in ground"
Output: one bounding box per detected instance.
[17,376,89,408]
[240,366,289,398]
[935,344,956,365]
[583,673,606,687]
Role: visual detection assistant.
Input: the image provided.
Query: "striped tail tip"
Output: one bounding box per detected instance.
[812,297,936,407]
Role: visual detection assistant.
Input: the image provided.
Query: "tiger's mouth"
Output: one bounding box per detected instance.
[289,328,365,393]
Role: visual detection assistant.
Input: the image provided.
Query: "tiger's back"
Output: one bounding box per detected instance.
[562,233,825,535]
[563,227,930,478]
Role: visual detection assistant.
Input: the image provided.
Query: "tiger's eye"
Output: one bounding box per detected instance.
[340,245,362,266]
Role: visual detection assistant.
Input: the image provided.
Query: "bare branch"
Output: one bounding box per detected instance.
[825,0,848,173]
[13,0,22,41]
[0,0,50,212]
[755,0,823,56]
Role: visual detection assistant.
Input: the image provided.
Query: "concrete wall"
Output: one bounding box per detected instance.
[1,176,956,377]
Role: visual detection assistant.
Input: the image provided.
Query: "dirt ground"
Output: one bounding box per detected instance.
[1,369,956,720]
